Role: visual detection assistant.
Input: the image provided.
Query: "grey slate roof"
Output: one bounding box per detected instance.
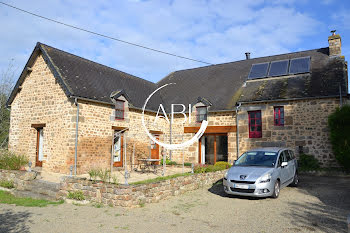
[158,47,348,109]
[7,43,348,112]
[7,43,162,111]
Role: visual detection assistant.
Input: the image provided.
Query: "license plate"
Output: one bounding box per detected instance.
[235,184,249,189]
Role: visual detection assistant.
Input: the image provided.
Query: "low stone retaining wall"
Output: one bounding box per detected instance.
[0,169,226,207]
[58,170,226,207]
[0,169,37,189]
[0,169,60,200]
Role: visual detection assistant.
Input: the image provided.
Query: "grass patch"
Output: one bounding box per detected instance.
[130,173,193,185]
[0,180,14,189]
[92,202,103,208]
[138,200,145,208]
[0,190,63,207]
[194,162,231,173]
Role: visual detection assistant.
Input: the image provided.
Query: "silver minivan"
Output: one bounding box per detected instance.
[223,147,298,198]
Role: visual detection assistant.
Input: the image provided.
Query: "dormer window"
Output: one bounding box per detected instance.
[196,106,207,122]
[115,100,125,120]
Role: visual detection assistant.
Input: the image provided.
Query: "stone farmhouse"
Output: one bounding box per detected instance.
[6,33,348,174]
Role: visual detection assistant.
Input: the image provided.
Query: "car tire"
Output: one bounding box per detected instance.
[271,180,280,199]
[290,172,299,187]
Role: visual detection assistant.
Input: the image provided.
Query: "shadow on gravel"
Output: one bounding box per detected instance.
[0,209,32,233]
[282,175,350,233]
[208,179,262,200]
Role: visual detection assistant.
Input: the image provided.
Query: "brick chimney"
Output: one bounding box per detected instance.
[328,30,341,56]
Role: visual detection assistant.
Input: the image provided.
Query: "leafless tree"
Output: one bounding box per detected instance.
[0,59,16,148]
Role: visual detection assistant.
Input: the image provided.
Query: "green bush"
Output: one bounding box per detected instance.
[111,174,118,184]
[88,168,98,181]
[328,105,350,172]
[214,161,231,170]
[97,169,111,183]
[0,150,28,170]
[0,179,14,189]
[67,190,85,201]
[184,162,192,167]
[298,154,320,171]
[160,158,177,165]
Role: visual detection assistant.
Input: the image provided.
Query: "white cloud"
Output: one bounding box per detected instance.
[0,0,320,82]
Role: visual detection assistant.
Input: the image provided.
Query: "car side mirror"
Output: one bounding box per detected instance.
[281,162,288,167]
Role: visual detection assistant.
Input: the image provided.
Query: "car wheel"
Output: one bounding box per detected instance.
[291,172,299,187]
[272,180,280,198]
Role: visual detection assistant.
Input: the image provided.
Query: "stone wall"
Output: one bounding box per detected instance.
[234,98,341,166]
[75,100,165,174]
[8,52,166,174]
[58,170,225,207]
[8,54,76,174]
[8,52,341,174]
[0,169,60,200]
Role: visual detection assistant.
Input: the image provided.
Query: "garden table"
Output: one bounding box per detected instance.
[138,159,161,174]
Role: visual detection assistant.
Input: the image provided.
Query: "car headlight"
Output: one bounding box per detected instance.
[224,171,228,180]
[259,173,271,183]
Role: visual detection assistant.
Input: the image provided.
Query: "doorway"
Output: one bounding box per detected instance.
[150,135,160,165]
[199,134,228,165]
[35,128,44,167]
[113,131,123,167]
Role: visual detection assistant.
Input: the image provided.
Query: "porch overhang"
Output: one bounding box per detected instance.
[184,125,236,134]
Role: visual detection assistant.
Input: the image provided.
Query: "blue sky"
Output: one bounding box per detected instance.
[0,0,349,87]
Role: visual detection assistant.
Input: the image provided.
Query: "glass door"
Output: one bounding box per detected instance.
[36,128,44,167]
[200,134,228,165]
[113,132,123,167]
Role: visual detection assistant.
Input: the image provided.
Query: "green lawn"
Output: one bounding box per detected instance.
[0,190,64,207]
[130,173,193,185]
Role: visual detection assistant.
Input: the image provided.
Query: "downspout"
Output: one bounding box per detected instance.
[74,98,79,175]
[169,114,172,161]
[339,84,343,107]
[235,103,242,160]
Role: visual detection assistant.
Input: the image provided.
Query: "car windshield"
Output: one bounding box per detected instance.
[235,151,278,167]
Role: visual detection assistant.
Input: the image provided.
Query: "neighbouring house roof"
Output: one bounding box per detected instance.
[7,43,348,112]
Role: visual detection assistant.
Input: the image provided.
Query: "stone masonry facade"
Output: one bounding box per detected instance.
[8,53,165,174]
[8,54,76,173]
[235,98,341,167]
[8,52,342,175]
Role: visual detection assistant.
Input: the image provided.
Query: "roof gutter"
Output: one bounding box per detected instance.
[239,95,348,104]
[69,96,159,114]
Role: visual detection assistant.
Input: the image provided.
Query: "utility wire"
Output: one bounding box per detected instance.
[0,1,213,65]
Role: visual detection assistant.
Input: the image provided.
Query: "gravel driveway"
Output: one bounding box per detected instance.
[0,175,349,233]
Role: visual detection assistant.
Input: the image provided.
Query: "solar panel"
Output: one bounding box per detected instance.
[289,57,310,74]
[248,62,269,79]
[268,60,289,77]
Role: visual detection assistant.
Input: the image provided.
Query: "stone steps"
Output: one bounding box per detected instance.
[15,179,61,201]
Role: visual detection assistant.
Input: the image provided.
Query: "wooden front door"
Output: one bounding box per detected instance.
[151,135,160,165]
[113,133,123,167]
[36,128,44,167]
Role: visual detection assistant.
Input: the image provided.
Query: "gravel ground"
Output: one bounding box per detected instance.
[0,175,349,233]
